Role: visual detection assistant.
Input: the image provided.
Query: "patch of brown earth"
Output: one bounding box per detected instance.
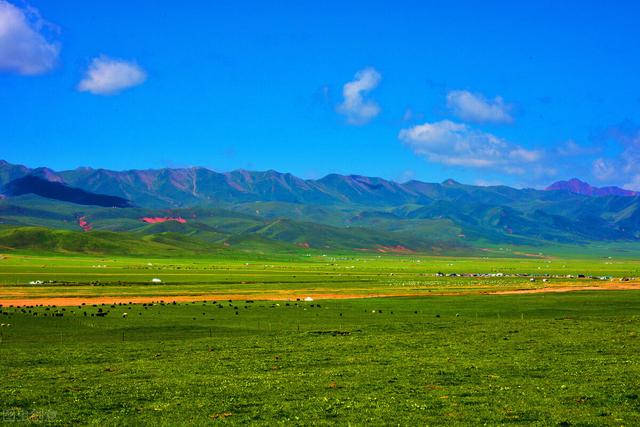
[490,282,640,294]
[2,283,639,307]
[375,245,415,253]
[78,216,92,232]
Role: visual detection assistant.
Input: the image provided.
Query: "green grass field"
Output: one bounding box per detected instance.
[1,253,640,425]
[2,293,640,425]
[1,253,640,302]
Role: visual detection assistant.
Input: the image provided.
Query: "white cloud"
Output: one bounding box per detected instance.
[619,146,640,190]
[78,56,147,95]
[446,90,513,124]
[556,139,600,157]
[624,175,640,191]
[337,67,381,125]
[399,120,541,174]
[592,158,617,181]
[589,123,640,190]
[475,179,504,187]
[399,169,415,182]
[0,1,59,75]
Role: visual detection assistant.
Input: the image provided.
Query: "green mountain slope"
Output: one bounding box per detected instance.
[3,160,640,253]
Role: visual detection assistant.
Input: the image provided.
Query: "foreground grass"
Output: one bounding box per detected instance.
[1,292,640,425]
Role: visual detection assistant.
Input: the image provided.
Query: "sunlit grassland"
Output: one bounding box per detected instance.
[1,253,640,302]
[1,253,640,424]
[1,293,640,424]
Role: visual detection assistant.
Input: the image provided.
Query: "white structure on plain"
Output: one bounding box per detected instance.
[304,297,314,302]
[151,278,162,283]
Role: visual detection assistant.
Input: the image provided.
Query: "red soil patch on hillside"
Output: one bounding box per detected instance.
[78,216,92,232]
[376,245,415,253]
[141,217,187,224]
[356,245,416,253]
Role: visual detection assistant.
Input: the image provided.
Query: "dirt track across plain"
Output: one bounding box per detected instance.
[2,282,640,307]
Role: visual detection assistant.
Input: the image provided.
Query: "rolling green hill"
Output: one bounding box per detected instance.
[2,160,640,255]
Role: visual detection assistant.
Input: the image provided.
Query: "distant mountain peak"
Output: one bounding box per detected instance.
[442,179,460,185]
[31,167,64,183]
[546,178,638,197]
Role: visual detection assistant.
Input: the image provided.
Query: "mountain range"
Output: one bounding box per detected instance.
[545,178,638,197]
[4,175,132,208]
[1,159,640,255]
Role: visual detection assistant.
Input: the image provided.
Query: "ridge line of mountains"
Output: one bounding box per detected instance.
[1,159,636,207]
[1,159,640,254]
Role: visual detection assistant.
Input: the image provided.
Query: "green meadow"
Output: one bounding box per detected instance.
[1,253,640,301]
[1,253,640,425]
[2,293,640,425]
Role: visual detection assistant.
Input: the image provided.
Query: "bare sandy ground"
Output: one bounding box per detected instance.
[0,293,416,307]
[489,282,640,294]
[1,282,639,307]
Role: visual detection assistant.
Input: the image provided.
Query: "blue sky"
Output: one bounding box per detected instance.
[1,0,640,188]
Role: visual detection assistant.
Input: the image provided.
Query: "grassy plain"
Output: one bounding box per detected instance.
[1,253,640,303]
[2,293,640,425]
[1,253,640,425]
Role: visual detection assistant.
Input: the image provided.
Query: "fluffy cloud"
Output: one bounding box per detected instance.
[475,178,504,187]
[78,56,147,95]
[446,90,513,124]
[623,147,640,190]
[399,120,541,174]
[590,123,640,190]
[337,67,381,125]
[556,139,601,157]
[624,175,640,191]
[592,158,617,181]
[0,1,59,75]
